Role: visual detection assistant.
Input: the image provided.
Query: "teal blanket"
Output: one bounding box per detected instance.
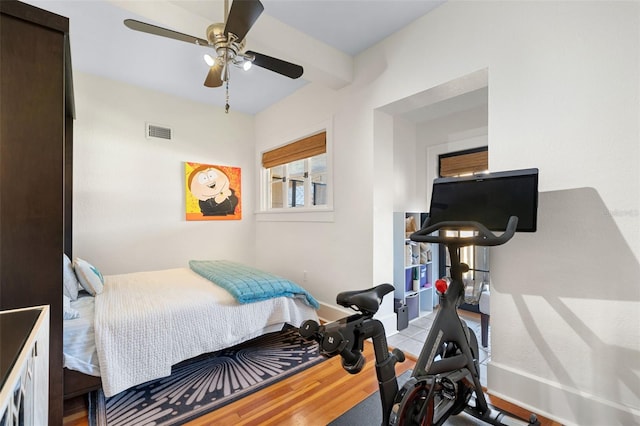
[189,260,319,309]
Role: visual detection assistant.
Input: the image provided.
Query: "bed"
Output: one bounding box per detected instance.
[62,259,319,398]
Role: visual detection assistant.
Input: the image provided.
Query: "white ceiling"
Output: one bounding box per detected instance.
[24,0,445,115]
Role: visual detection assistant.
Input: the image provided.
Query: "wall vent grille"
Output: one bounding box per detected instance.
[146,123,172,140]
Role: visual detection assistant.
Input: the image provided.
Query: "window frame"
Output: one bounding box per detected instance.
[268,158,327,209]
[257,122,334,222]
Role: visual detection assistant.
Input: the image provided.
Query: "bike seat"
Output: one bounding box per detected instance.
[336,283,394,315]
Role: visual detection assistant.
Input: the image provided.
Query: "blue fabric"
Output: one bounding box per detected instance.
[189,260,319,309]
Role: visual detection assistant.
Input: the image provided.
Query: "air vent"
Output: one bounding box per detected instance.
[146,123,172,140]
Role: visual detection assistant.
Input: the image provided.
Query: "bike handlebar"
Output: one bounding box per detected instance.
[409,216,519,247]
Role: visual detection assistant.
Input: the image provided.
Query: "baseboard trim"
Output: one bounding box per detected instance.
[488,361,640,425]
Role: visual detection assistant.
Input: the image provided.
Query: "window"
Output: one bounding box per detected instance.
[262,131,329,210]
[438,146,488,178]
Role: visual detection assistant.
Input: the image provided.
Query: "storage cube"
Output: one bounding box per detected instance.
[419,264,427,286]
[405,268,413,292]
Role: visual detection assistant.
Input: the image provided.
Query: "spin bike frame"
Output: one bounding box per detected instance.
[401,216,526,425]
[300,216,539,425]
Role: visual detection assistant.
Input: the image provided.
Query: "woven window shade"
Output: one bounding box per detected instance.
[262,132,326,169]
[440,150,488,177]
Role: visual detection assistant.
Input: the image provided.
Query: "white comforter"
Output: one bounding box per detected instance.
[94,267,318,397]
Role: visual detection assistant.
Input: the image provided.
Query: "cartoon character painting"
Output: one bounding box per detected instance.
[185,162,241,220]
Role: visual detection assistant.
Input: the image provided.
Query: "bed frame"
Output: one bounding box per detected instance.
[63,368,102,399]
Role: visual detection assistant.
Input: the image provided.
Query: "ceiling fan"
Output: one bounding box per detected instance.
[124,0,304,113]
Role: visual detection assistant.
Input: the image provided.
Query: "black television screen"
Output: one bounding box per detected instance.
[427,168,539,232]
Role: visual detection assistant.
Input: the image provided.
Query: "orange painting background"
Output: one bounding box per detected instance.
[185,162,242,221]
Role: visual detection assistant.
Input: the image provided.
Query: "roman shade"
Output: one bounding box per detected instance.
[439,148,488,177]
[262,132,326,169]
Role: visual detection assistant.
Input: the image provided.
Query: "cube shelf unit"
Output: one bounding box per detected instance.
[393,212,439,323]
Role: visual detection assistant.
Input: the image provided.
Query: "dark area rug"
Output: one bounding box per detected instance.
[330,370,522,426]
[88,324,324,426]
[329,370,412,426]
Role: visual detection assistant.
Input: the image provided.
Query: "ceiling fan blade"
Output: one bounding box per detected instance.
[124,19,209,46]
[246,51,304,79]
[204,63,224,87]
[224,0,264,43]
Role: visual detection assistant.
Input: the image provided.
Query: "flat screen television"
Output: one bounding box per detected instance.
[427,168,539,232]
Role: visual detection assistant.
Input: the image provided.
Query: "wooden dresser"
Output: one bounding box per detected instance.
[0,1,74,424]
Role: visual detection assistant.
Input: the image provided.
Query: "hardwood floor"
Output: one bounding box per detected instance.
[63,342,561,425]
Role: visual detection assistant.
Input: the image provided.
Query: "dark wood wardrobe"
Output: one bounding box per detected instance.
[0,1,74,424]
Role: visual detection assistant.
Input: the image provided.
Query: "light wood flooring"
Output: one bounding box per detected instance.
[63,341,561,425]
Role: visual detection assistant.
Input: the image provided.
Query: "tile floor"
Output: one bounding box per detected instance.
[387,309,491,387]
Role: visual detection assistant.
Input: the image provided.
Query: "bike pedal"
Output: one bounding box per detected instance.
[441,377,457,400]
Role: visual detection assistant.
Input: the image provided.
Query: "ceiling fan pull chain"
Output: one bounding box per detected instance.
[225,80,230,113]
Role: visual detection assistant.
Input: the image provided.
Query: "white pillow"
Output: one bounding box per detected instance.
[73,257,104,296]
[63,254,79,301]
[63,295,79,320]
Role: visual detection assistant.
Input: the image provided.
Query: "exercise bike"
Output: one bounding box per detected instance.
[299,216,540,426]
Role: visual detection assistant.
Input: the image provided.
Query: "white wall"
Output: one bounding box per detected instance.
[392,116,428,213]
[255,1,640,424]
[254,83,379,312]
[73,72,256,274]
[490,188,640,424]
[419,104,489,207]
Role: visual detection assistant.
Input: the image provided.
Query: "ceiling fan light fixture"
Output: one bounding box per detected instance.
[124,0,304,114]
[203,54,215,66]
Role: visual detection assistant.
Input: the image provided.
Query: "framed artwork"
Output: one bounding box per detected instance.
[185,162,242,221]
